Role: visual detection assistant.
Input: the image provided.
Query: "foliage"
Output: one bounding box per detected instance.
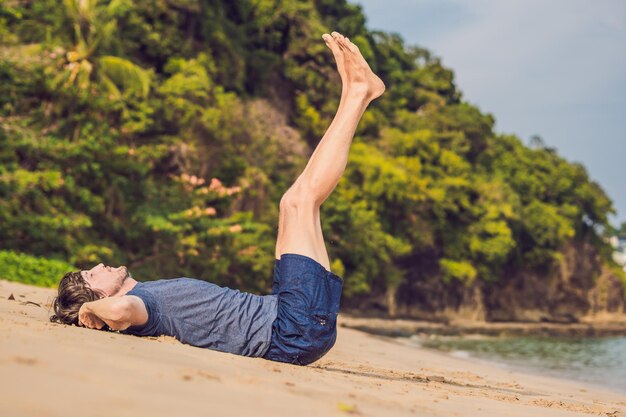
[0,250,76,287]
[0,0,616,306]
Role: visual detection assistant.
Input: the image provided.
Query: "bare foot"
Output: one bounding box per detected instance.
[322,33,348,85]
[322,31,386,101]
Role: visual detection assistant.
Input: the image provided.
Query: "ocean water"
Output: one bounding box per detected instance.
[409,335,626,393]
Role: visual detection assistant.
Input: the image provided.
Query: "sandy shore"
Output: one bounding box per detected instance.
[1,279,624,417]
[339,314,626,337]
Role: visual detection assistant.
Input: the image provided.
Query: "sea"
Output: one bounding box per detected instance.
[406,334,626,394]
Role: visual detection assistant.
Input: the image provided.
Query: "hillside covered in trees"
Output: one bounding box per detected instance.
[1,0,623,322]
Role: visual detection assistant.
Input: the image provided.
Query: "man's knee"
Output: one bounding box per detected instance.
[280,183,318,212]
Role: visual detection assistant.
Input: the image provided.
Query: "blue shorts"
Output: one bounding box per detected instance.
[262,253,343,366]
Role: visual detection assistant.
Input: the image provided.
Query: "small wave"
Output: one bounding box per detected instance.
[450,350,471,359]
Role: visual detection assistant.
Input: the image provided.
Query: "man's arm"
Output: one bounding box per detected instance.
[78,296,148,331]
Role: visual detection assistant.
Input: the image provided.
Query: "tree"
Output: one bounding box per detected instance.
[0,0,618,313]
[58,0,151,99]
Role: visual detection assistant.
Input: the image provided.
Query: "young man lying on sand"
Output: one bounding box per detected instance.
[49,32,385,366]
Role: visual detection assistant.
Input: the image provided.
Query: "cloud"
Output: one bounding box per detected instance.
[356,0,626,222]
[421,0,626,106]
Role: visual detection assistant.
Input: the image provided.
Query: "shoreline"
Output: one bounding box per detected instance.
[340,313,626,338]
[342,313,626,396]
[2,279,625,417]
[397,334,626,397]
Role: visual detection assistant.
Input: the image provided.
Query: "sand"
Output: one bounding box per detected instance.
[0,279,624,417]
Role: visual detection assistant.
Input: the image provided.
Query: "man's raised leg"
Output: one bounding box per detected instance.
[274,31,386,270]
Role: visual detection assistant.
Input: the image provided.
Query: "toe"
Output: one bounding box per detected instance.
[331,31,344,39]
[345,37,359,53]
[323,33,343,55]
[332,35,347,51]
[332,31,346,47]
[338,37,353,53]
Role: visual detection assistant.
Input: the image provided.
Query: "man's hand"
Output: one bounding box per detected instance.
[78,302,106,329]
[75,296,147,331]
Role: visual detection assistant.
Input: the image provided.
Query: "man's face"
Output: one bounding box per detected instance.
[80,263,130,297]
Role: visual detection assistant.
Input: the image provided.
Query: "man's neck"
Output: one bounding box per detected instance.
[114,277,138,296]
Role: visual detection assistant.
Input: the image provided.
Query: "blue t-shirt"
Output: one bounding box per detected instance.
[122,278,279,357]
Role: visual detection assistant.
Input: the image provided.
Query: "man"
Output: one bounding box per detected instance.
[50,31,385,366]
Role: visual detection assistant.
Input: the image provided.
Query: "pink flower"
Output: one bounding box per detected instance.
[209,178,223,191]
[226,186,241,195]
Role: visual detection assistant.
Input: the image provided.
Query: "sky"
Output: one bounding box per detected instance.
[354,0,626,225]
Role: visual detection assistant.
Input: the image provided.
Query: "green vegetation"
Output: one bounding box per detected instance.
[0,250,75,287]
[0,1,617,307]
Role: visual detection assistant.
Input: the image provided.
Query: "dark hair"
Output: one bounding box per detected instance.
[50,271,105,325]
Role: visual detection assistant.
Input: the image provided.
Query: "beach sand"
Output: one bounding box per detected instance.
[1,279,624,417]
